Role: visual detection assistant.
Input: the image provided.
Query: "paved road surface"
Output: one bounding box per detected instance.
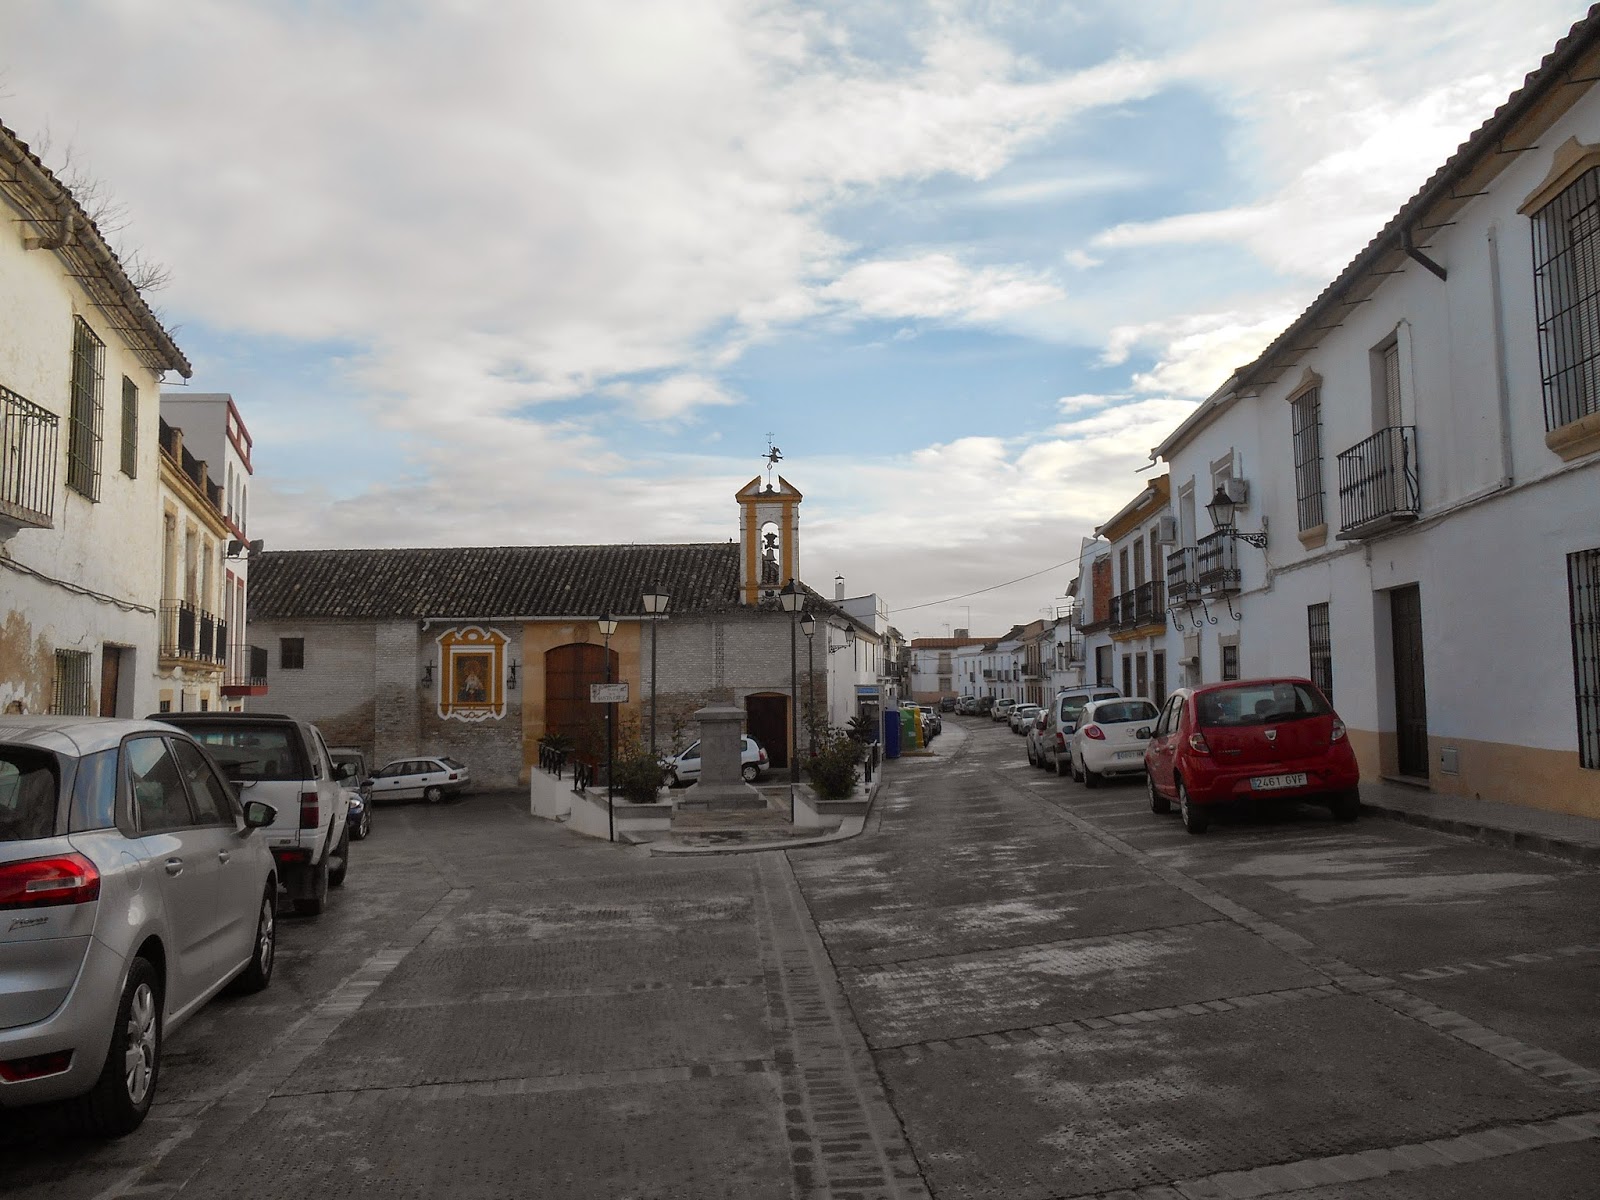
[4,718,1597,1198]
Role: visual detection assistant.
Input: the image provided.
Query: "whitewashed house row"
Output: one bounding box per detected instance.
[1149,16,1600,818]
[0,120,191,717]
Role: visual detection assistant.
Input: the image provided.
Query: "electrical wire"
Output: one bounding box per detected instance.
[888,558,1076,616]
[0,552,156,614]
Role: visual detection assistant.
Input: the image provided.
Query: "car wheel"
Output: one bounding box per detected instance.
[360,808,372,839]
[232,887,277,994]
[327,821,350,889]
[741,763,760,783]
[1148,774,1171,814]
[424,784,444,804]
[1083,763,1101,789]
[1331,790,1361,822]
[1071,753,1083,783]
[293,854,329,917]
[1026,744,1036,766]
[76,956,161,1137]
[1179,781,1210,835]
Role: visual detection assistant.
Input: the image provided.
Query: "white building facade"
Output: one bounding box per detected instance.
[0,122,190,717]
[1150,25,1600,819]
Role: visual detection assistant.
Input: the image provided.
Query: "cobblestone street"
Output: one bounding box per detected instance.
[4,719,1599,1198]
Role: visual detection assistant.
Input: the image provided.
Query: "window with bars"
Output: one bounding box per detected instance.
[1570,547,1600,770]
[1308,602,1333,701]
[120,376,138,477]
[67,317,105,499]
[1221,641,1240,682]
[50,649,92,715]
[1531,168,1600,432]
[1291,386,1325,530]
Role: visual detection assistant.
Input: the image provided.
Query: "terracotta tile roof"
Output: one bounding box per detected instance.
[908,636,1001,648]
[249,543,746,620]
[247,543,881,632]
[0,120,190,376]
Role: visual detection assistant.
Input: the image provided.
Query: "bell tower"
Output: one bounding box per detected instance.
[736,475,802,605]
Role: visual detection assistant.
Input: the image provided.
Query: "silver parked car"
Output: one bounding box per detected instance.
[0,717,278,1136]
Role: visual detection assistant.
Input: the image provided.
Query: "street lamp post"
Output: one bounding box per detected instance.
[642,582,669,758]
[800,611,816,754]
[598,613,619,843]
[779,580,804,822]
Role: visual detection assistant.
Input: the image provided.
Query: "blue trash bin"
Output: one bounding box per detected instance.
[884,709,901,759]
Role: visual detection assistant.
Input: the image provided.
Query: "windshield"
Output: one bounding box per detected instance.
[1091,700,1159,724]
[185,724,308,781]
[0,748,59,842]
[1196,683,1331,727]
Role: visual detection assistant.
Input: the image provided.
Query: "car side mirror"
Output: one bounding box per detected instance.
[1136,726,1152,739]
[243,800,277,829]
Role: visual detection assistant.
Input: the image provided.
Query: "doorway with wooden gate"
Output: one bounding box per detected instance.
[544,643,618,763]
[99,646,124,717]
[1390,584,1429,778]
[744,693,790,770]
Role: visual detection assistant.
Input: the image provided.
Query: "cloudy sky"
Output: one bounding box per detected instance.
[1,0,1587,635]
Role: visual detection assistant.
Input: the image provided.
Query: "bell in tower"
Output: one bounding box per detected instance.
[736,474,803,605]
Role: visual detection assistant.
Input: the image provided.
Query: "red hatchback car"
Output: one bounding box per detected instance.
[1144,678,1360,834]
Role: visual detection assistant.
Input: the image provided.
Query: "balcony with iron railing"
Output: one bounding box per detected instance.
[0,385,59,537]
[1336,425,1419,539]
[1111,582,1167,632]
[221,642,269,697]
[1196,531,1241,594]
[1166,546,1200,603]
[160,601,227,666]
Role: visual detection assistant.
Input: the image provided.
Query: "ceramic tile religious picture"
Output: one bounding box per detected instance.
[436,626,508,721]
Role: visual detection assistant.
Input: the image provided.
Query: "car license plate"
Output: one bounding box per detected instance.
[1250,773,1308,791]
[1115,750,1143,760]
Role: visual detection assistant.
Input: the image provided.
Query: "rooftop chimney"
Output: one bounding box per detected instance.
[834,574,844,601]
[954,628,968,640]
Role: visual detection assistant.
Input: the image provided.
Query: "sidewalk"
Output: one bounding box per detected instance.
[1359,777,1600,864]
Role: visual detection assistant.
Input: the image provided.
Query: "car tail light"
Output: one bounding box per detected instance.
[1082,725,1105,740]
[1055,733,1066,751]
[1331,717,1347,743]
[1188,732,1211,755]
[0,1050,73,1082]
[0,854,101,910]
[760,750,768,763]
[274,847,310,864]
[299,792,320,829]
[447,773,458,781]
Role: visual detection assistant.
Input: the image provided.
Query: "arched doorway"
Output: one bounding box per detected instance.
[545,643,618,762]
[745,692,790,769]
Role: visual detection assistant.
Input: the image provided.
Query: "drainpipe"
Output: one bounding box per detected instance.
[1486,224,1516,488]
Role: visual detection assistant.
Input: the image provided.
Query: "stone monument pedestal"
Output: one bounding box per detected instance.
[679,703,765,810]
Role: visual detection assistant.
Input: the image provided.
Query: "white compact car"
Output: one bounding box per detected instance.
[0,717,278,1135]
[662,736,768,786]
[1071,697,1162,785]
[1040,686,1123,776]
[368,756,471,804]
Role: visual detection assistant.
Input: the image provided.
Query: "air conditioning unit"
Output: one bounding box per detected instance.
[1154,516,1177,544]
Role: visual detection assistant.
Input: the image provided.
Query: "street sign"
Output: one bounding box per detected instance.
[589,682,629,704]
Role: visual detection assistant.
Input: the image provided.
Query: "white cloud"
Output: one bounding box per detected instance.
[825,252,1065,324]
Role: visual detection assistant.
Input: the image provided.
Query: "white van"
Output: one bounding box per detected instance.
[1038,686,1122,776]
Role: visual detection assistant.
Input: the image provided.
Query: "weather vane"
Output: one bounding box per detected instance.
[764,434,782,488]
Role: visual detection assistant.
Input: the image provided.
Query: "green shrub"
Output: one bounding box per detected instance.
[805,726,862,801]
[609,732,667,804]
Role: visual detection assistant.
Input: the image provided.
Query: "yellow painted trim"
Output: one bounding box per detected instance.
[1519,136,1600,216]
[1297,523,1329,549]
[1346,726,1600,820]
[1545,409,1600,461]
